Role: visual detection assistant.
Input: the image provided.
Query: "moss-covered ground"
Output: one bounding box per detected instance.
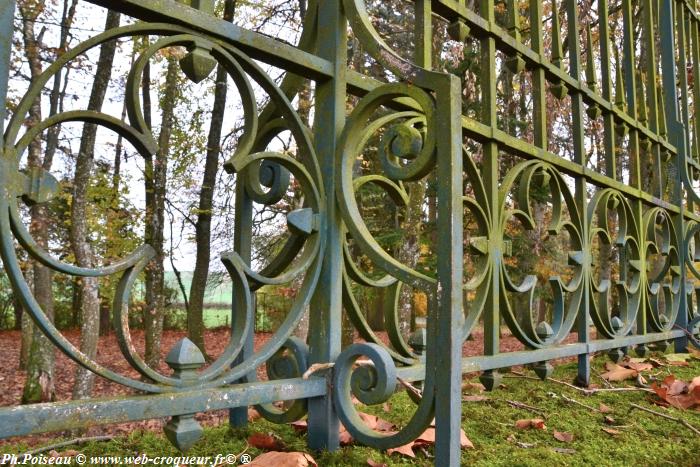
[3,354,699,466]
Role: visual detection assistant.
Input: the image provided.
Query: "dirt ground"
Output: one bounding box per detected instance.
[0,326,577,446]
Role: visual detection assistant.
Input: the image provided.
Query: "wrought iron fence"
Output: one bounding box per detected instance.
[1,0,700,465]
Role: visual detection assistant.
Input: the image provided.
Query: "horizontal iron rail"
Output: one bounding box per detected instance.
[346,70,696,221]
[396,330,686,382]
[87,0,333,81]
[0,377,326,438]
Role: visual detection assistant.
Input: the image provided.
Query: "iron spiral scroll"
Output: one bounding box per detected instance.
[0,18,325,416]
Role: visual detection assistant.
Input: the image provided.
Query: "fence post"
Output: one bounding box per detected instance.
[306,0,345,452]
[659,0,689,354]
[432,72,465,466]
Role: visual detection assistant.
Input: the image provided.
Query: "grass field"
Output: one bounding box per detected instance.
[3,353,698,466]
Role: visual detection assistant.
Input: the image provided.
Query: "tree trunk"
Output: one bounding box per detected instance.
[396,181,427,337]
[188,0,237,354]
[70,9,121,400]
[144,58,179,369]
[19,0,55,404]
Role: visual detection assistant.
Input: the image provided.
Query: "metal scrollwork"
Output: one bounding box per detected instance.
[588,190,641,339]
[498,161,584,349]
[335,83,440,447]
[1,22,324,394]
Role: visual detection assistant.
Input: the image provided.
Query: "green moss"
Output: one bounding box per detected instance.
[3,355,699,466]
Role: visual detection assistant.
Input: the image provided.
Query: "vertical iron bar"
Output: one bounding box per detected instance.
[307,0,345,452]
[478,0,502,391]
[643,0,664,197]
[432,71,464,467]
[0,0,14,137]
[599,0,617,179]
[659,0,689,353]
[415,0,432,69]
[530,0,547,149]
[566,0,591,387]
[622,0,646,348]
[229,183,254,427]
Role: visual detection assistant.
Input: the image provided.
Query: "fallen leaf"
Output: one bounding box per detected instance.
[61,450,80,458]
[460,430,475,449]
[599,403,613,414]
[463,382,486,393]
[689,376,700,393]
[604,416,616,425]
[387,443,415,458]
[652,375,700,410]
[338,425,354,446]
[624,361,654,372]
[248,433,285,451]
[414,427,436,445]
[248,408,261,422]
[553,431,574,443]
[366,460,387,467]
[249,451,317,467]
[290,420,308,433]
[515,419,546,430]
[357,412,395,432]
[601,427,621,436]
[601,363,638,382]
[463,395,490,402]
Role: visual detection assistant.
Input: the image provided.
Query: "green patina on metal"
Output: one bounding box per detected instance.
[1,1,700,466]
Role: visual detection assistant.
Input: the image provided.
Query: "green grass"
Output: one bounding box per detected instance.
[4,354,699,466]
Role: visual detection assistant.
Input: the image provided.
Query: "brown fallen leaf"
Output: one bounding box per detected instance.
[604,416,616,425]
[624,361,654,372]
[387,443,416,458]
[248,408,261,422]
[357,412,396,432]
[515,419,547,430]
[463,395,490,402]
[601,363,638,382]
[460,430,475,449]
[553,431,574,443]
[290,420,308,433]
[248,432,285,451]
[599,403,613,414]
[339,424,354,446]
[601,427,621,436]
[463,382,486,393]
[60,450,80,458]
[689,376,700,393]
[249,451,317,467]
[652,375,700,410]
[366,460,387,467]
